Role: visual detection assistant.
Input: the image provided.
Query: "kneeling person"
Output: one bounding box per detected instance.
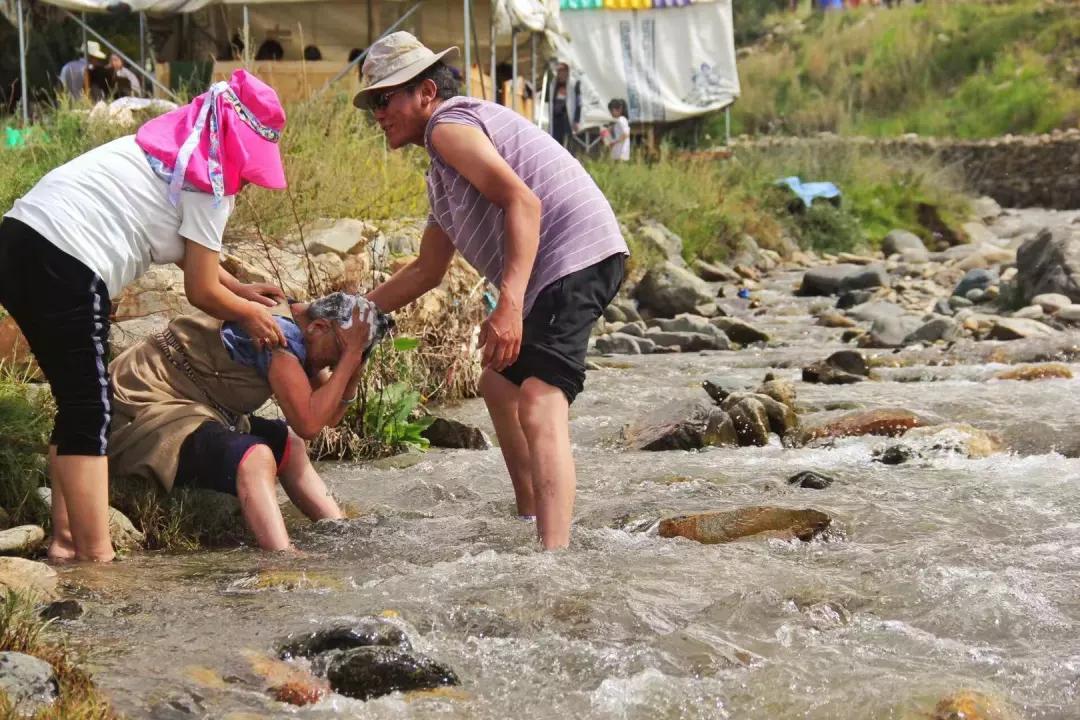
[108,293,389,550]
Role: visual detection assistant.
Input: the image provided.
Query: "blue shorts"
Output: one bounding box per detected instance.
[174,416,290,495]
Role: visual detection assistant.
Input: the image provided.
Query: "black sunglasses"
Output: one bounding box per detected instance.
[370,84,414,111]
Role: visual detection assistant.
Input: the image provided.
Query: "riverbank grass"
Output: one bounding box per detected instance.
[0,591,118,720]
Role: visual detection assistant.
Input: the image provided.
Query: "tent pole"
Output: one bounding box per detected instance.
[242,5,251,66]
[489,9,495,103]
[319,0,425,92]
[17,0,28,125]
[511,29,517,112]
[463,0,471,96]
[63,11,178,101]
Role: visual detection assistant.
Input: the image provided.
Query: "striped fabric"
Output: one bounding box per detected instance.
[424,97,628,316]
[561,0,706,8]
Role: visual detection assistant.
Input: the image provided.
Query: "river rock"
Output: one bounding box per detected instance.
[873,444,915,465]
[757,378,796,408]
[972,196,1003,221]
[0,558,58,600]
[326,646,459,701]
[279,619,411,660]
[626,399,738,451]
[655,313,722,337]
[1056,306,1080,324]
[307,219,373,257]
[692,259,740,282]
[931,689,1020,720]
[702,377,750,404]
[882,229,926,257]
[659,507,831,544]
[723,393,798,440]
[994,363,1073,381]
[634,221,685,266]
[1012,305,1044,320]
[903,423,1004,459]
[0,526,44,556]
[901,247,931,265]
[846,300,907,324]
[420,418,492,450]
[645,330,728,352]
[860,315,924,348]
[40,599,84,621]
[904,316,962,344]
[786,471,835,490]
[1030,293,1072,314]
[0,652,58,715]
[1013,226,1080,305]
[987,317,1059,341]
[836,289,875,309]
[727,398,771,446]
[953,268,998,298]
[603,305,626,323]
[802,350,869,384]
[799,264,889,296]
[610,298,642,322]
[616,321,646,337]
[634,262,714,317]
[594,333,643,355]
[711,317,770,344]
[817,310,857,328]
[797,408,932,445]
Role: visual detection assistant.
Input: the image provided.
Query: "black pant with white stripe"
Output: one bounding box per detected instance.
[0,217,113,456]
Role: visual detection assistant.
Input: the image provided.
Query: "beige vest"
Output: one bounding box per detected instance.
[108,308,293,491]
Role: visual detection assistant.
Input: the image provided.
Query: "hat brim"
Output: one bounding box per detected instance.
[88,50,107,60]
[353,47,459,110]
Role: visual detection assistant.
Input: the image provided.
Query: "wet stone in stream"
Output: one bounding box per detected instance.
[278,619,410,660]
[787,470,835,489]
[326,646,460,701]
[659,506,832,544]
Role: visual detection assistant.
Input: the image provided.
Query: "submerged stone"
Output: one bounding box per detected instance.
[279,619,411,660]
[659,507,831,544]
[327,646,459,701]
[626,399,739,451]
[796,408,931,446]
[786,471,835,490]
[993,363,1073,381]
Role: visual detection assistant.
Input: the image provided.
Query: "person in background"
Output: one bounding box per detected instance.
[303,45,323,61]
[547,61,581,148]
[356,32,628,550]
[58,52,88,101]
[59,41,107,102]
[601,98,630,161]
[109,53,142,98]
[348,48,367,82]
[107,293,391,551]
[255,38,285,61]
[0,70,289,563]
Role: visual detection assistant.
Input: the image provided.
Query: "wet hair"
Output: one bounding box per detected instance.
[306,292,395,356]
[608,98,628,116]
[412,61,461,101]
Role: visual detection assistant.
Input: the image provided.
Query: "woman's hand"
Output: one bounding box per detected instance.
[234,282,286,307]
[333,307,373,359]
[240,303,287,349]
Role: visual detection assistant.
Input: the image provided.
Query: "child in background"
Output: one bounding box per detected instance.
[601,98,630,161]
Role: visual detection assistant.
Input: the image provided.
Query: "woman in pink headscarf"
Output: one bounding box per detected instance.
[0,70,288,562]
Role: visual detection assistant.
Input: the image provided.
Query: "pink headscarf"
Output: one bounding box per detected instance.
[135,69,286,205]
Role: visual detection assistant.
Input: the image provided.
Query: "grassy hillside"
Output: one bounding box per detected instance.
[727,0,1080,139]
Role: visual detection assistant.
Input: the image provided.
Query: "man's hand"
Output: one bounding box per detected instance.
[478,299,523,371]
[240,303,287,350]
[234,282,286,307]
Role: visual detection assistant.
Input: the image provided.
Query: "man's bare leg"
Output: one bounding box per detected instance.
[479,368,536,518]
[277,432,343,521]
[45,446,76,561]
[517,377,575,550]
[235,444,291,551]
[50,453,115,562]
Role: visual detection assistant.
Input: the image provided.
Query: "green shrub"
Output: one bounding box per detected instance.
[0,365,52,526]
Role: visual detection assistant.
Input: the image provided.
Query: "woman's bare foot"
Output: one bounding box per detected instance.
[46,537,77,562]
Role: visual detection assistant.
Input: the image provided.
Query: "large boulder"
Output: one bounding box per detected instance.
[798,264,889,296]
[796,408,932,445]
[1014,227,1080,305]
[625,399,738,451]
[634,262,714,317]
[710,317,770,344]
[326,646,459,701]
[726,398,771,447]
[881,229,926,257]
[0,652,58,715]
[633,221,685,266]
[659,507,831,544]
[0,558,58,600]
[692,259,740,282]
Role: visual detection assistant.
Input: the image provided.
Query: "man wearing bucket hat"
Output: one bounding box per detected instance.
[361,32,629,550]
[0,70,289,562]
[58,41,106,101]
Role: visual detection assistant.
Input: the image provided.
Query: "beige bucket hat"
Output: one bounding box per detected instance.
[353,31,458,110]
[85,40,107,61]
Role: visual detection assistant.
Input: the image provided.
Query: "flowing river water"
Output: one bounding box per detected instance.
[56,212,1080,720]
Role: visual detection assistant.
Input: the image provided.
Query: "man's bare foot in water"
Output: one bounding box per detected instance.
[47,535,77,562]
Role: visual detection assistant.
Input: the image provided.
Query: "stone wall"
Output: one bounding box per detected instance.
[737,129,1080,210]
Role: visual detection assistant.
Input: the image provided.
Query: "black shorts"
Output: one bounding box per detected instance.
[174,416,290,496]
[500,252,625,404]
[0,217,113,456]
